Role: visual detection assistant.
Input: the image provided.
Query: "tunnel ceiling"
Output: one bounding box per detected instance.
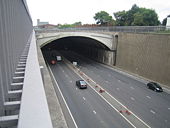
[42,36,110,51]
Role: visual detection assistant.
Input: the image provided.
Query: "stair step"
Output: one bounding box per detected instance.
[11,82,23,90]
[8,90,22,99]
[4,101,21,110]
[0,115,18,127]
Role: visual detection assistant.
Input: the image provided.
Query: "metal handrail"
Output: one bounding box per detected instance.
[35,26,166,33]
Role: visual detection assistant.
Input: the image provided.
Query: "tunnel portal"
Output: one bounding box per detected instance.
[41,36,116,66]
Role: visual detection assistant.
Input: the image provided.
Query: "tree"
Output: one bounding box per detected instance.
[132,8,160,26]
[114,10,128,26]
[73,22,82,26]
[113,4,160,26]
[94,11,114,26]
[58,22,82,28]
[126,4,140,25]
[132,12,144,26]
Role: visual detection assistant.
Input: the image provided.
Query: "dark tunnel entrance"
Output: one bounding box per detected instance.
[41,36,115,66]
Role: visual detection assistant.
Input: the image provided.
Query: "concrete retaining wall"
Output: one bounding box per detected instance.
[116,33,170,87]
[79,47,115,66]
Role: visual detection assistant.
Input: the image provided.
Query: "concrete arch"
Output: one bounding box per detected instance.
[38,32,116,50]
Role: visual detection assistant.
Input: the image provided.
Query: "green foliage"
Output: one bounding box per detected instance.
[114,11,128,26]
[114,4,160,26]
[132,8,160,25]
[126,4,140,25]
[58,22,82,28]
[94,11,115,26]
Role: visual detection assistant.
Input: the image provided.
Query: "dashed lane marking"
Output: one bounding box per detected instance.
[116,88,120,90]
[48,65,78,128]
[168,108,170,110]
[83,97,86,100]
[146,96,151,99]
[105,81,109,83]
[130,97,135,101]
[93,110,97,114]
[130,86,135,90]
[150,110,156,114]
[63,58,150,128]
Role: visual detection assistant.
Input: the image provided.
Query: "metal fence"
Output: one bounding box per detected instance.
[35,26,166,33]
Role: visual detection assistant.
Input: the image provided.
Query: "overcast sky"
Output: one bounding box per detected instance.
[26,0,170,26]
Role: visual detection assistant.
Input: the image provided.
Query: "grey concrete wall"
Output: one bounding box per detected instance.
[82,47,115,66]
[116,33,170,87]
[0,0,33,116]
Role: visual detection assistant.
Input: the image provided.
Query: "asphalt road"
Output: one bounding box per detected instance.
[49,61,134,128]
[61,51,170,128]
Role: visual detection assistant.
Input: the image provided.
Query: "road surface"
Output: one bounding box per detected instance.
[61,51,170,128]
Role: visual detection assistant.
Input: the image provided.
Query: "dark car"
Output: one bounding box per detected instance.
[147,82,163,92]
[76,80,87,89]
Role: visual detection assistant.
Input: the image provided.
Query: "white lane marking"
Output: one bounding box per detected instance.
[146,96,151,99]
[130,86,134,90]
[116,88,120,90]
[62,70,64,72]
[65,61,150,128]
[83,97,86,101]
[165,120,168,122]
[48,66,78,128]
[65,74,68,77]
[70,80,72,83]
[130,97,135,101]
[168,108,170,110]
[72,68,139,128]
[76,88,78,90]
[105,81,109,83]
[118,79,124,84]
[150,110,156,114]
[93,110,97,114]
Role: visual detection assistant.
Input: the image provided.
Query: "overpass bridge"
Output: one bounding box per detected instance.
[0,0,170,128]
[38,32,119,66]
